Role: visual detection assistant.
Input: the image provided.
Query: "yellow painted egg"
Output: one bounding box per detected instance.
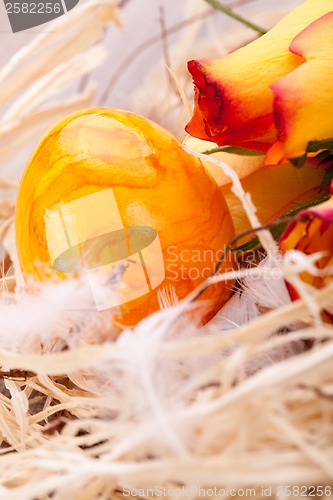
[15,108,235,328]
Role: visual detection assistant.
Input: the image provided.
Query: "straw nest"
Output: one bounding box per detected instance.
[0,1,332,498]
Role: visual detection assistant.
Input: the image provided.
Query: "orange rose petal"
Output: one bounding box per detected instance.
[280,197,333,306]
[184,136,266,185]
[186,0,333,151]
[267,12,333,165]
[185,137,325,239]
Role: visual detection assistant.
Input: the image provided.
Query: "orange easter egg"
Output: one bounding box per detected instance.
[15,109,235,328]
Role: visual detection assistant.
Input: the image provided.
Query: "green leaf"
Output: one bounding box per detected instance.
[318,155,333,168]
[307,138,333,153]
[289,154,307,168]
[320,164,333,192]
[233,194,330,253]
[203,145,265,156]
[289,139,333,169]
[313,150,333,162]
[233,236,260,253]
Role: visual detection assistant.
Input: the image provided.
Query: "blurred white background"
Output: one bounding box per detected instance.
[0,0,302,104]
[0,0,302,180]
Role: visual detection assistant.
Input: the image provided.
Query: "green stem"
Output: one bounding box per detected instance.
[204,0,267,35]
[203,145,265,156]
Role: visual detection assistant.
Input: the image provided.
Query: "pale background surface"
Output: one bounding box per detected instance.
[0,0,302,180]
[0,0,302,103]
